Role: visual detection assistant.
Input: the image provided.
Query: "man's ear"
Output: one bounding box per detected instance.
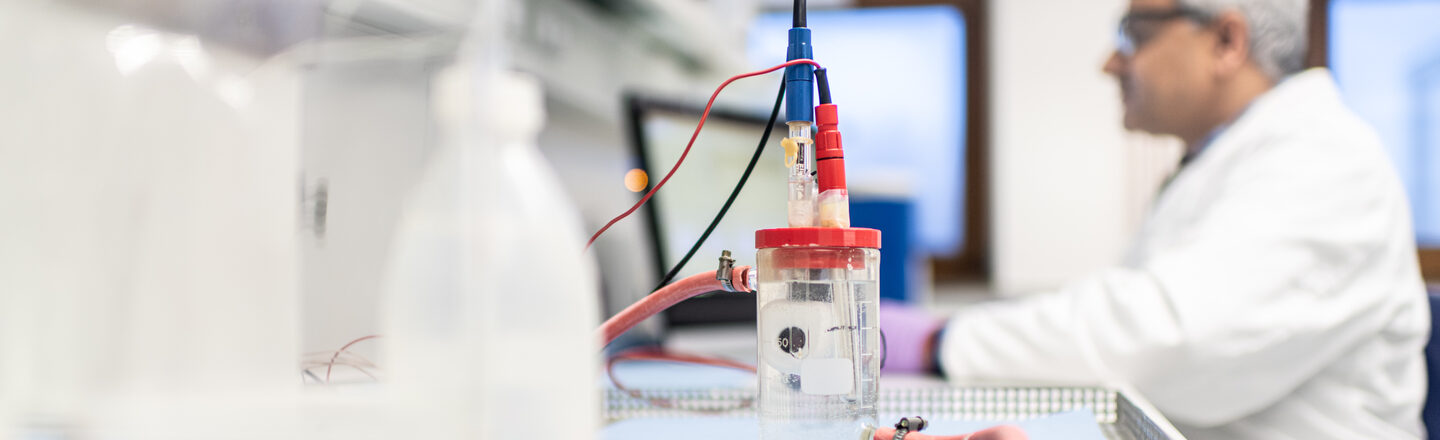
[1211,10,1251,77]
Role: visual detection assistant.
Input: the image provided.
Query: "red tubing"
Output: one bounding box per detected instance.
[597,266,753,347]
[873,425,1028,440]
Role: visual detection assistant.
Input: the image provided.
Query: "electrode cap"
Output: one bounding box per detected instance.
[755,227,880,249]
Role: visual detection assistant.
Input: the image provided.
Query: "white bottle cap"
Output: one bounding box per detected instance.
[431,63,545,141]
[432,62,474,131]
[479,71,545,139]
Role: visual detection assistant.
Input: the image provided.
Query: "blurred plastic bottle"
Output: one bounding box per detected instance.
[380,59,600,439]
[0,1,309,439]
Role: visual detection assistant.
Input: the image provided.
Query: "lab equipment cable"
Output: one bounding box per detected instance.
[652,80,786,290]
[302,349,379,383]
[325,334,381,383]
[583,59,823,251]
[597,263,754,348]
[793,0,806,27]
[652,68,841,287]
[605,348,756,411]
[302,370,324,383]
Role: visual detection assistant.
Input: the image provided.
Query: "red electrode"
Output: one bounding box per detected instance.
[814,103,846,193]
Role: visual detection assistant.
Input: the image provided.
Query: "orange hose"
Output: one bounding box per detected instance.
[597,266,752,347]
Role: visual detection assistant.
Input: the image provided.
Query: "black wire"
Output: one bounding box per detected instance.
[653,80,787,291]
[814,68,832,104]
[793,0,807,28]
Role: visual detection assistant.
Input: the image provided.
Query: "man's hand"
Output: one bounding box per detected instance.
[879,300,948,374]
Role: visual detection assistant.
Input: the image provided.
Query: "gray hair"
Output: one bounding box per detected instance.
[1178,0,1309,80]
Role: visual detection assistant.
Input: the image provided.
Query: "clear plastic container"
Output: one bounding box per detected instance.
[755,228,881,440]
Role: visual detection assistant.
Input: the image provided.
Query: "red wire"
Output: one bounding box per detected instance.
[583,59,823,250]
[607,349,756,377]
[606,347,757,411]
[326,334,381,383]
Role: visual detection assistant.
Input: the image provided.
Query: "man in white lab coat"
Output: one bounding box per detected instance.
[883,0,1432,438]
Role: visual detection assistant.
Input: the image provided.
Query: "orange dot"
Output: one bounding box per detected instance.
[624,168,648,193]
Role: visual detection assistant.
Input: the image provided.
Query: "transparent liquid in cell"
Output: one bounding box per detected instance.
[756,278,879,440]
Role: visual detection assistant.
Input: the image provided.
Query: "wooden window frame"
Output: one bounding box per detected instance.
[1423,250,1440,282]
[1308,0,1440,282]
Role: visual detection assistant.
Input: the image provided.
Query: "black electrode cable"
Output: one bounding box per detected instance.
[793,0,807,27]
[815,68,832,104]
[653,80,787,291]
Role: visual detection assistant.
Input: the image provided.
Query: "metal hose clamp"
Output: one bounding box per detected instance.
[716,250,737,292]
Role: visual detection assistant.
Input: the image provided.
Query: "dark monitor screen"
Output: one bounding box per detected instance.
[626,94,787,326]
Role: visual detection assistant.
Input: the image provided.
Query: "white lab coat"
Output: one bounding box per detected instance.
[939,69,1430,439]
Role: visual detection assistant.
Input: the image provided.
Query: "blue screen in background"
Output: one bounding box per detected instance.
[1330,0,1440,245]
[748,6,967,257]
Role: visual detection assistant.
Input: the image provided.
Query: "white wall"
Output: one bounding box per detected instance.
[988,0,1180,294]
[299,48,440,357]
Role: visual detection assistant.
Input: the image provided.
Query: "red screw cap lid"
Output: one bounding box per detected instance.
[755,227,881,249]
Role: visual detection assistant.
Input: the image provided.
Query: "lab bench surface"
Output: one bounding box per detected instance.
[602,385,1187,440]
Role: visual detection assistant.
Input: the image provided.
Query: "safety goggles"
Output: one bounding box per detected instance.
[1115,6,1213,56]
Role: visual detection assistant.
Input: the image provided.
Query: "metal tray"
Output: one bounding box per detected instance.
[604,386,1186,440]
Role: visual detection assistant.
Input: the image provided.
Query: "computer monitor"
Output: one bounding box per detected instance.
[626,93,788,326]
[748,6,967,257]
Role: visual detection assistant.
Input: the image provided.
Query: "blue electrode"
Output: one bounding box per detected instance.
[781,0,818,228]
[785,27,814,123]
